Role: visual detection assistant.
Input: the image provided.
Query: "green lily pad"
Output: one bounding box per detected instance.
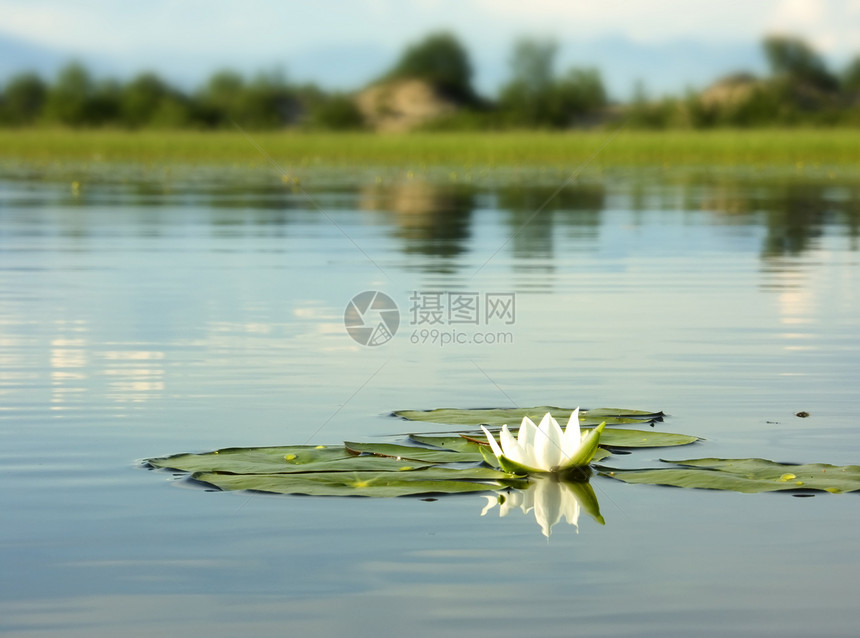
[599,458,860,494]
[191,467,524,497]
[408,434,480,453]
[143,436,535,497]
[584,408,665,418]
[344,441,482,463]
[146,445,355,474]
[393,406,663,428]
[597,429,698,448]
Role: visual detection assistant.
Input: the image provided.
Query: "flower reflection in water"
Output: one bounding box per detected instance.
[481,472,604,538]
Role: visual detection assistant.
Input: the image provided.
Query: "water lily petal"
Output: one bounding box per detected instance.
[501,425,535,467]
[561,407,582,461]
[535,412,565,470]
[480,425,504,460]
[559,421,606,470]
[517,416,538,449]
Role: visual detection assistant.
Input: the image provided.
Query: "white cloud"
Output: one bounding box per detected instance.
[763,0,860,58]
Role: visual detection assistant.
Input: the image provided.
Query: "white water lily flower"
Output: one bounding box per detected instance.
[480,408,606,474]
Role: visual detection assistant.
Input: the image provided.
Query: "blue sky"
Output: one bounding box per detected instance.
[1,0,858,99]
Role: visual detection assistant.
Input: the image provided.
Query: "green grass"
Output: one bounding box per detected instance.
[2,128,860,171]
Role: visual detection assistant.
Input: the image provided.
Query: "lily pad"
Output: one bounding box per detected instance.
[596,429,698,449]
[150,452,438,474]
[393,406,663,428]
[191,468,518,497]
[146,445,355,474]
[408,434,480,453]
[144,435,534,497]
[599,458,860,494]
[344,441,482,464]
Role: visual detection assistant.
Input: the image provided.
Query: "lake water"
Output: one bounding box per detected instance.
[1,166,859,637]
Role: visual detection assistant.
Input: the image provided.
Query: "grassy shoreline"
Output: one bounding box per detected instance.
[2,129,860,170]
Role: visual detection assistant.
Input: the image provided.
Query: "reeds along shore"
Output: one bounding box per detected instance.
[2,129,860,169]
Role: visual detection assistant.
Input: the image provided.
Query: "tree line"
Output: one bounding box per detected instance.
[1,32,858,130]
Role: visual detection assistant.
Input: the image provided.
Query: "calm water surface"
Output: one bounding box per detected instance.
[1,169,859,637]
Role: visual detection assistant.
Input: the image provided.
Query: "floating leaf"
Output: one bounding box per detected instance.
[344,441,482,463]
[147,445,354,474]
[588,447,613,462]
[191,467,523,497]
[599,458,860,494]
[408,434,479,453]
[584,408,665,419]
[597,429,698,449]
[143,436,533,497]
[393,406,663,428]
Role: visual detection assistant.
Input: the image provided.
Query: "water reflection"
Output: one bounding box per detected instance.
[480,474,604,538]
[50,336,88,410]
[691,177,860,257]
[102,349,165,404]
[359,181,474,264]
[48,320,89,413]
[497,184,604,265]
[353,175,858,264]
[38,318,167,413]
[5,174,859,263]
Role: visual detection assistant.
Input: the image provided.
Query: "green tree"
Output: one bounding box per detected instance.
[120,71,189,128]
[843,55,860,97]
[509,38,557,96]
[499,39,607,128]
[763,35,838,92]
[309,94,365,130]
[195,69,244,126]
[498,38,559,126]
[90,78,121,124]
[551,67,607,124]
[194,69,297,129]
[239,70,298,128]
[626,81,675,129]
[43,62,120,126]
[44,63,94,125]
[0,72,47,125]
[388,32,476,103]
